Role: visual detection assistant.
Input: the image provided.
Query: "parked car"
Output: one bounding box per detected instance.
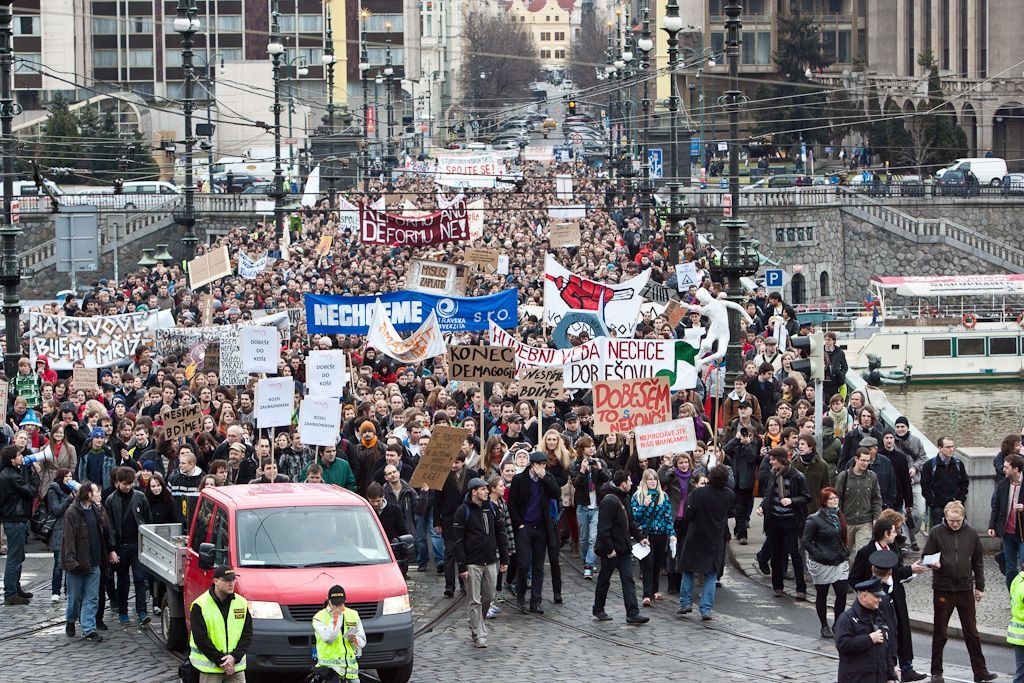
[1002,173,1024,196]
[899,175,927,197]
[933,169,980,196]
[935,157,1007,186]
[213,173,260,192]
[242,183,275,195]
[564,114,596,125]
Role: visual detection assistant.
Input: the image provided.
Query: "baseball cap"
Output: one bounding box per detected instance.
[327,584,346,605]
[213,565,238,580]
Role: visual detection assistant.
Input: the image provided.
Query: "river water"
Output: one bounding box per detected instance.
[883,383,1024,448]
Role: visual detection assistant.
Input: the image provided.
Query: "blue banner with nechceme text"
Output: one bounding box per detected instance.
[304,289,519,335]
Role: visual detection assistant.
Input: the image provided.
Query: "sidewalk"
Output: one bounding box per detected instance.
[728,513,1010,647]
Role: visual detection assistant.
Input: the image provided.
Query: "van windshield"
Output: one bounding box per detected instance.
[236,505,391,568]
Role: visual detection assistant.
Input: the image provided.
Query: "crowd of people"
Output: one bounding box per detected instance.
[0,158,1021,683]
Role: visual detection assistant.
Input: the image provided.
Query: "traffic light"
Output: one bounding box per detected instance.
[568,100,576,115]
[791,331,825,381]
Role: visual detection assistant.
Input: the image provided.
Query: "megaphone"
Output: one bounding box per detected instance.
[67,480,81,491]
[23,450,55,466]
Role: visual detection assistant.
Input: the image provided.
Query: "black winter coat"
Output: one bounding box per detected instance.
[507,470,561,546]
[834,601,894,683]
[676,484,734,574]
[723,436,760,490]
[452,495,509,571]
[759,464,810,529]
[800,508,848,566]
[920,455,970,511]
[594,483,645,558]
[989,477,1024,540]
[879,445,914,512]
[571,460,610,508]
[45,482,75,552]
[0,462,40,522]
[61,501,115,574]
[433,468,479,533]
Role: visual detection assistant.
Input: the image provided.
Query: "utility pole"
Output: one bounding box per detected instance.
[637,0,654,236]
[0,1,21,377]
[323,6,337,209]
[173,0,199,260]
[663,0,685,263]
[359,9,370,193]
[267,2,286,242]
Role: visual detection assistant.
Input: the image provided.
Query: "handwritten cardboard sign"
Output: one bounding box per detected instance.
[515,368,565,401]
[163,405,203,440]
[409,425,472,490]
[634,417,697,459]
[642,280,671,305]
[188,246,232,290]
[0,380,9,425]
[408,259,462,296]
[447,345,516,383]
[463,247,500,273]
[666,299,686,328]
[72,367,97,393]
[549,222,582,248]
[199,294,215,326]
[592,376,672,435]
[203,343,220,374]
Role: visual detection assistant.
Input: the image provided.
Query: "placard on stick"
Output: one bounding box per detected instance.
[188,245,232,290]
[447,345,515,383]
[163,405,203,440]
[515,368,565,401]
[592,376,672,435]
[0,380,9,426]
[203,343,220,373]
[463,247,500,273]
[634,417,697,459]
[549,222,582,248]
[72,367,97,393]
[409,425,472,490]
[666,299,686,328]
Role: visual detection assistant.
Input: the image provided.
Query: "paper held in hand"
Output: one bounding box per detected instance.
[631,542,651,560]
[921,552,941,567]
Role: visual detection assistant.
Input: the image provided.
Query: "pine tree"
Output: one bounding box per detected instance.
[39,93,81,173]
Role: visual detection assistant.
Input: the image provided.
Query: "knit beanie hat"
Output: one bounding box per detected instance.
[359,420,376,433]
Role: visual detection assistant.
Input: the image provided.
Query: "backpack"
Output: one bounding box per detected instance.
[924,455,965,480]
[30,495,57,541]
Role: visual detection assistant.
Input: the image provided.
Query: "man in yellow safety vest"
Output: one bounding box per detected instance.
[1008,562,1024,683]
[188,566,253,682]
[312,584,366,681]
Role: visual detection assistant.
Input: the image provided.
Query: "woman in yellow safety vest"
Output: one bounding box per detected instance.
[312,584,366,682]
[188,565,253,681]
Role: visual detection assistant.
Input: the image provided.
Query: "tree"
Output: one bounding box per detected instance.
[37,93,80,172]
[822,87,867,150]
[568,9,607,92]
[752,10,831,155]
[916,49,968,171]
[459,12,542,130]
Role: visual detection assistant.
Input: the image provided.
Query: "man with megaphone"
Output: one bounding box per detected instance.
[0,444,42,605]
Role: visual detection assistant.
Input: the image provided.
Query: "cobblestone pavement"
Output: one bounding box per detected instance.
[4,539,1013,682]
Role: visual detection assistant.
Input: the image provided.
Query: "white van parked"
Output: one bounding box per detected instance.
[935,157,1008,186]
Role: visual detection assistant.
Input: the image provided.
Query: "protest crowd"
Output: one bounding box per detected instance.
[1,156,1022,683]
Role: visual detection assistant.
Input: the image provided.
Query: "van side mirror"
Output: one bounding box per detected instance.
[198,542,216,571]
[391,534,414,561]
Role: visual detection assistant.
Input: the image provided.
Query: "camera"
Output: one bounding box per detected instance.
[589,459,600,468]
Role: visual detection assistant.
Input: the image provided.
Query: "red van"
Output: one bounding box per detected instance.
[140,483,414,682]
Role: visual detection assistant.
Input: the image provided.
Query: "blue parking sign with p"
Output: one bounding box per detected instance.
[647,148,663,179]
[765,269,784,288]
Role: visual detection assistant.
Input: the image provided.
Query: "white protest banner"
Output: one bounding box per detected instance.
[543,254,649,336]
[555,175,573,199]
[366,299,446,363]
[408,259,462,295]
[547,204,586,220]
[29,309,175,370]
[298,395,341,447]
[238,251,268,279]
[240,325,280,374]
[634,418,698,459]
[489,319,601,368]
[562,338,695,390]
[496,254,510,275]
[592,376,672,435]
[429,151,507,188]
[675,262,699,291]
[218,331,246,385]
[306,350,349,397]
[468,199,485,240]
[337,195,359,233]
[255,377,294,428]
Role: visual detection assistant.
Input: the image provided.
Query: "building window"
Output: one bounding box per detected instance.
[555,31,565,41]
[555,49,565,59]
[128,16,152,34]
[837,29,851,64]
[957,0,967,77]
[940,0,949,70]
[216,15,242,32]
[978,0,987,77]
[906,0,915,76]
[165,50,182,67]
[711,32,725,56]
[92,17,119,34]
[219,48,243,63]
[14,16,40,36]
[94,50,118,67]
[128,49,153,67]
[791,273,806,305]
[299,14,324,33]
[14,53,41,74]
[540,32,550,41]
[366,47,404,65]
[742,31,755,64]
[821,29,836,63]
[819,271,830,297]
[540,49,551,59]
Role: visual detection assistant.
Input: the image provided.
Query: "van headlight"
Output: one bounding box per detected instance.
[248,600,284,619]
[382,594,411,615]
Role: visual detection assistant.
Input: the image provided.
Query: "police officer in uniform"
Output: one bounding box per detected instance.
[312,584,367,682]
[869,549,927,681]
[188,565,253,683]
[834,577,896,683]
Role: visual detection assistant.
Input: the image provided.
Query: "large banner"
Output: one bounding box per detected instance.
[407,152,507,188]
[306,289,518,335]
[543,255,649,336]
[29,310,175,369]
[360,199,469,246]
[238,251,268,279]
[366,300,447,363]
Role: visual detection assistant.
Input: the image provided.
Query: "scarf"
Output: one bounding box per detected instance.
[674,468,692,518]
[823,506,840,532]
[765,432,783,449]
[828,407,848,436]
[361,435,378,448]
[775,466,789,501]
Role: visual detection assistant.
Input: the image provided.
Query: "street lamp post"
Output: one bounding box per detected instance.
[663,0,685,263]
[719,0,760,385]
[322,6,336,209]
[384,23,395,169]
[0,1,21,376]
[637,1,654,235]
[359,10,370,193]
[267,3,286,243]
[174,0,200,260]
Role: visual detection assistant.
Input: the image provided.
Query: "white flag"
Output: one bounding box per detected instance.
[366,299,446,363]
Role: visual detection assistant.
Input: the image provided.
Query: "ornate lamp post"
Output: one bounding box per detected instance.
[383,22,395,168]
[662,0,685,262]
[0,1,22,375]
[173,0,200,259]
[267,4,286,242]
[359,10,370,193]
[637,0,654,234]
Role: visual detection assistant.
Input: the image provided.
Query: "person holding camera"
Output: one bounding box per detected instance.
[834,577,897,683]
[724,425,761,544]
[312,584,365,682]
[570,437,609,580]
[0,444,41,605]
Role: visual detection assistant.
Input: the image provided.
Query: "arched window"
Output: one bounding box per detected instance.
[791,273,806,305]
[819,271,830,298]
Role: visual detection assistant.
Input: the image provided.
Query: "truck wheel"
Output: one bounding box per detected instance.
[376,659,414,683]
[161,593,187,651]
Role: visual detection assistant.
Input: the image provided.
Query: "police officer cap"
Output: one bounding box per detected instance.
[327,584,346,605]
[467,477,489,491]
[854,577,886,596]
[213,565,237,580]
[869,549,899,571]
[529,451,548,464]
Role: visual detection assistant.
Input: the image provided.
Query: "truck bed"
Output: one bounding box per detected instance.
[139,523,188,588]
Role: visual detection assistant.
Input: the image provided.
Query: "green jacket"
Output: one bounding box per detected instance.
[301,456,356,492]
[792,453,831,514]
[11,371,41,408]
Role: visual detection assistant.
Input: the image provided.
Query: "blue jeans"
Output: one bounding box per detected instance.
[52,551,64,596]
[2,521,27,599]
[1014,643,1024,683]
[415,510,444,569]
[66,566,101,634]
[679,569,719,616]
[1005,535,1024,590]
[113,543,148,618]
[577,505,598,567]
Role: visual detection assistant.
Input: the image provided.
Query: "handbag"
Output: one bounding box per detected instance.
[177,660,199,683]
[30,497,57,541]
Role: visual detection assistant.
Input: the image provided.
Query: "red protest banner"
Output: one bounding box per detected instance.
[360,198,470,246]
[592,376,671,435]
